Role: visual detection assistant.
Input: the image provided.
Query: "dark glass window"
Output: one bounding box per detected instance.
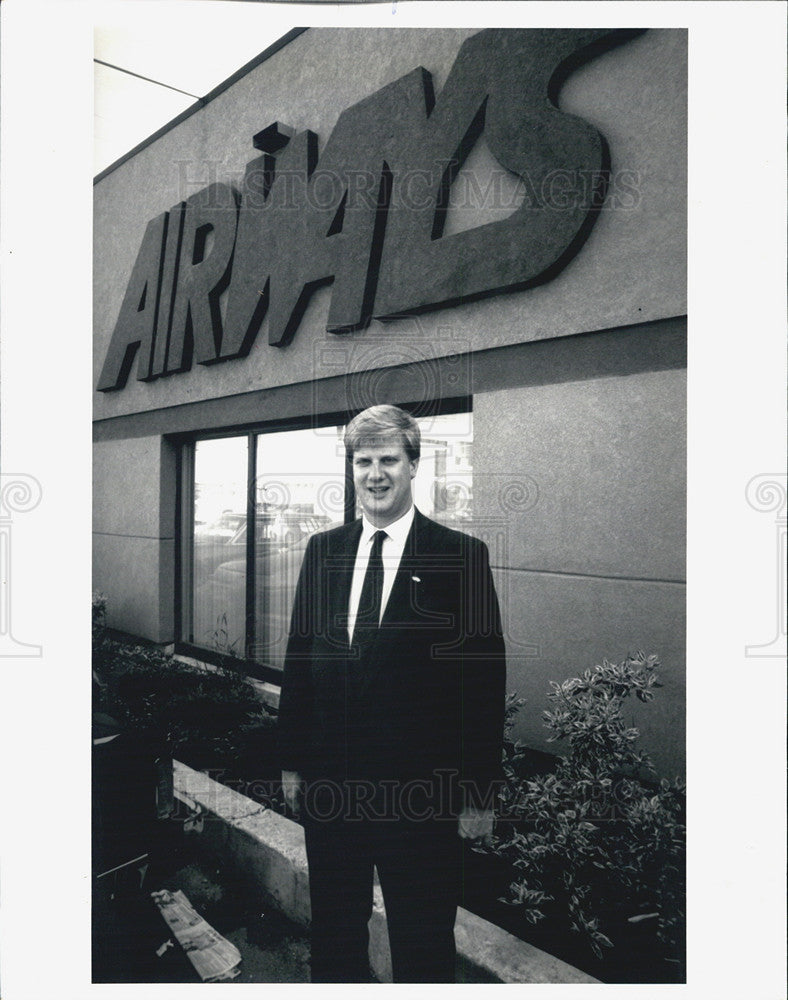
[191,436,249,656]
[179,408,473,676]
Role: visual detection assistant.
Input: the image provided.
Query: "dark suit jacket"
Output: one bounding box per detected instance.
[278,508,506,814]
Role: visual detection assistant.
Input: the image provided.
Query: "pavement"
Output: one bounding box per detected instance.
[92,819,498,984]
[92,823,312,984]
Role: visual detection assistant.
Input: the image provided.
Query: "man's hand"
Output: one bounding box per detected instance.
[457,806,494,844]
[281,770,302,818]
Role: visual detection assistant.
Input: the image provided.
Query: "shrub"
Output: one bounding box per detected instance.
[92,593,274,757]
[489,652,685,965]
[92,591,108,645]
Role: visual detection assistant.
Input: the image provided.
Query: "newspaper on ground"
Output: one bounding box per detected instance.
[151,888,241,981]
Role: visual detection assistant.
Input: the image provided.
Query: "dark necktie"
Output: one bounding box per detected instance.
[354,529,387,643]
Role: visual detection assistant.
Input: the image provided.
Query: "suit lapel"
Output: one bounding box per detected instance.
[379,511,423,631]
[355,511,434,695]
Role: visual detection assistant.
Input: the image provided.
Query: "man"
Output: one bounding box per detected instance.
[278,404,506,982]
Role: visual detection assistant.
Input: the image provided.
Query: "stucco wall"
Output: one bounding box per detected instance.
[93,27,686,420]
[474,370,686,777]
[92,437,177,641]
[92,27,686,776]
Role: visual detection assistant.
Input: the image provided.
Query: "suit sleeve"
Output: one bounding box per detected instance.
[277,534,317,774]
[459,537,507,811]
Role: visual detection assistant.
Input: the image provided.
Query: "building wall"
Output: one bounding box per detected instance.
[93,27,686,775]
[93,437,177,642]
[474,367,686,777]
[93,27,686,420]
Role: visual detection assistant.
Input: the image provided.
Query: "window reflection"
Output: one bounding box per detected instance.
[184,410,473,671]
[191,437,248,656]
[252,427,345,668]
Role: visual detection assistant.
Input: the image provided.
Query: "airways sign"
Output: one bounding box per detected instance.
[97,28,642,392]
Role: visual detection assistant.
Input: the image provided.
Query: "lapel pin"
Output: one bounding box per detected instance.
[411,575,421,583]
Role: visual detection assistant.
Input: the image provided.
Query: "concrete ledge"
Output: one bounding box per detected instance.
[172,653,281,711]
[174,761,599,984]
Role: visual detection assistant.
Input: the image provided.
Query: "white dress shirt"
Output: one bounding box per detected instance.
[347,504,415,643]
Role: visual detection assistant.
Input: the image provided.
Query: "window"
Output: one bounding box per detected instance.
[179,406,473,677]
[252,426,347,669]
[191,436,249,656]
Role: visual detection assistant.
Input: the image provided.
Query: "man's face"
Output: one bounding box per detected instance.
[352,437,418,528]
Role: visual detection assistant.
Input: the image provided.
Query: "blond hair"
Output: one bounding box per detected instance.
[344,405,420,462]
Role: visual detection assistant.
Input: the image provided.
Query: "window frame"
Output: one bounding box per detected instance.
[172,397,472,681]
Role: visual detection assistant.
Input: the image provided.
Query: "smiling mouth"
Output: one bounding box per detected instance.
[367,486,389,496]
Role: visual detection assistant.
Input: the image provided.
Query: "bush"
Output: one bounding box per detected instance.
[92,593,274,759]
[92,591,108,646]
[489,652,685,966]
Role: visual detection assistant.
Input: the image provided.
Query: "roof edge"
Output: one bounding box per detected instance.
[93,26,308,185]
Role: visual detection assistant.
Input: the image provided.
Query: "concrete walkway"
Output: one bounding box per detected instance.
[93,761,600,984]
[173,760,600,985]
[93,829,312,983]
[92,822,498,983]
